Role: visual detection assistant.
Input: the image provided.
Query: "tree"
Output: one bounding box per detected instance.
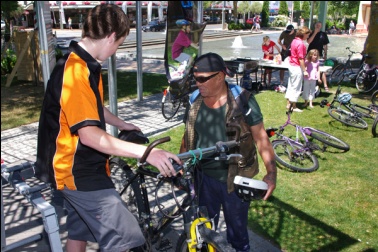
[233,1,238,22]
[278,1,289,16]
[294,1,301,11]
[250,2,263,16]
[301,1,310,19]
[1,1,21,40]
[238,1,250,20]
[261,1,270,27]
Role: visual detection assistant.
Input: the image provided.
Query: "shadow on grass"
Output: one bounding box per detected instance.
[248,196,365,251]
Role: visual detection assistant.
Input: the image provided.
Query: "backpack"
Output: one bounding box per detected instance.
[189,84,251,119]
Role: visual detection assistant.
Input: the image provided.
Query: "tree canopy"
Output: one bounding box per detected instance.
[261,1,270,27]
[278,1,289,16]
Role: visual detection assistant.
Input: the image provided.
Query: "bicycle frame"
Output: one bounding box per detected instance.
[112,138,239,251]
[330,47,362,86]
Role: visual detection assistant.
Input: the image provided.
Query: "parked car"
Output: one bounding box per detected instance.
[246,18,254,25]
[142,20,165,32]
[1,20,5,30]
[203,15,210,21]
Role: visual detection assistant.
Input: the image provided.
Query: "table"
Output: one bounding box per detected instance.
[258,59,332,85]
[224,58,259,86]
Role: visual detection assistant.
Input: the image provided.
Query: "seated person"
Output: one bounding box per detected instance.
[172,19,198,66]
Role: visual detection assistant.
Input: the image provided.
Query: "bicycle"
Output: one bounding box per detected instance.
[330,47,362,86]
[372,89,378,105]
[161,71,197,120]
[110,130,250,251]
[266,105,350,172]
[320,86,378,129]
[355,55,377,93]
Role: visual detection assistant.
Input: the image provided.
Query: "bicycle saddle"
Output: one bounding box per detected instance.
[118,130,149,144]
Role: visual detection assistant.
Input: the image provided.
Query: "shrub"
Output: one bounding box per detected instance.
[271,15,289,27]
[1,49,17,75]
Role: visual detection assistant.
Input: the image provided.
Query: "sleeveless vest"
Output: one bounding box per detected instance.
[184,84,259,193]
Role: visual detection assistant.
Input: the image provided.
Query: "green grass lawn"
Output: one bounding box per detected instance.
[1,72,377,251]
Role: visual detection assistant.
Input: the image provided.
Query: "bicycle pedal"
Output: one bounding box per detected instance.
[155,238,172,251]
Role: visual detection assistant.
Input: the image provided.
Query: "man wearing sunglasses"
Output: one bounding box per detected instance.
[180,53,277,251]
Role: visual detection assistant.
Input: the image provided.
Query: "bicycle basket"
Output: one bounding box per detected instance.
[337,93,352,104]
[233,176,268,201]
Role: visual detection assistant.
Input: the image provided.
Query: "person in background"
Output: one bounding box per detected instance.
[303,49,321,108]
[349,20,355,35]
[251,14,260,32]
[277,24,296,85]
[307,21,330,92]
[172,19,198,66]
[285,26,312,112]
[68,17,72,30]
[180,52,277,251]
[36,4,181,252]
[262,36,281,86]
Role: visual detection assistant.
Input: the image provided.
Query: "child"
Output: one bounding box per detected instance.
[262,36,281,86]
[303,49,321,108]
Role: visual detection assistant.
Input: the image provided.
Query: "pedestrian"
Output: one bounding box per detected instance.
[35,4,181,252]
[277,24,296,85]
[262,35,281,86]
[303,49,321,108]
[285,26,312,112]
[349,20,355,35]
[307,21,330,91]
[68,17,72,29]
[180,52,277,251]
[251,15,260,32]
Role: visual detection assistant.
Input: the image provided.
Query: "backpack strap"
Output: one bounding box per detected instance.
[189,84,251,118]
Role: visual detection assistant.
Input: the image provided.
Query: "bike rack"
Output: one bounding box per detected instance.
[1,160,63,252]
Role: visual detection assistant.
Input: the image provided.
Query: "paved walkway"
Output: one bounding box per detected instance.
[1,54,282,252]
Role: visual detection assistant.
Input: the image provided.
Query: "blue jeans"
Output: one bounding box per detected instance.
[195,172,251,251]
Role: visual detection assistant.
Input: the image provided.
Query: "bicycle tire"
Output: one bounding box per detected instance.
[345,103,376,119]
[109,158,151,252]
[161,89,182,120]
[330,64,346,86]
[272,139,319,172]
[328,108,368,129]
[304,127,350,151]
[176,230,234,252]
[372,90,378,105]
[372,116,378,137]
[355,69,377,93]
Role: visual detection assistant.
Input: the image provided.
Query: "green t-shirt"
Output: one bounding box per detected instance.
[194,94,263,182]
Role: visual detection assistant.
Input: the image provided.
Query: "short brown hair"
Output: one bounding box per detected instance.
[296,26,311,39]
[82,4,130,41]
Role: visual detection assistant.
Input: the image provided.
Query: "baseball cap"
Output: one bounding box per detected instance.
[193,53,234,77]
[285,24,294,32]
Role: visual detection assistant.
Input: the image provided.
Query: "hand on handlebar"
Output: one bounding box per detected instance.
[146,148,182,177]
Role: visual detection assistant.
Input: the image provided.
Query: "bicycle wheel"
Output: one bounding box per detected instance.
[345,103,376,119]
[355,69,377,93]
[330,64,345,86]
[161,89,182,120]
[328,108,368,129]
[272,139,319,172]
[304,127,350,151]
[372,117,378,137]
[372,90,378,105]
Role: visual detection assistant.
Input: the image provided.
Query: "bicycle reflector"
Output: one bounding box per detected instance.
[337,93,352,104]
[234,176,268,201]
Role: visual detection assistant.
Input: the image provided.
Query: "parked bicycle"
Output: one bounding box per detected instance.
[161,71,197,121]
[320,86,378,129]
[372,89,378,105]
[110,130,258,251]
[355,55,377,93]
[266,105,350,172]
[330,47,362,86]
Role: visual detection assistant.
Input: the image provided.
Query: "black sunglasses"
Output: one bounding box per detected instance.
[194,72,219,83]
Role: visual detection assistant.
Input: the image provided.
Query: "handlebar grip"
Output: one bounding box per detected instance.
[140,136,171,163]
[1,162,33,173]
